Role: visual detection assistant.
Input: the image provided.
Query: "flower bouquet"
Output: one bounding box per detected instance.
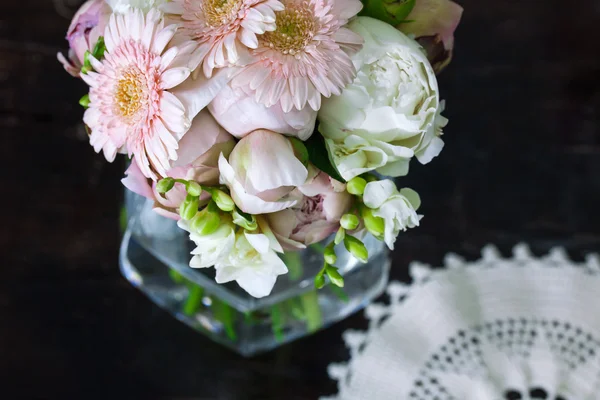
[60,0,462,355]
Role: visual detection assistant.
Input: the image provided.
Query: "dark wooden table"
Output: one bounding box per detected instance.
[2,0,599,398]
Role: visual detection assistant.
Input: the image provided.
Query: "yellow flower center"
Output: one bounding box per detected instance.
[262,6,315,55]
[114,69,147,121]
[203,0,243,28]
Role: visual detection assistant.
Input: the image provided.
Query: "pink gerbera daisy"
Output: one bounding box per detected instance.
[230,0,364,112]
[82,9,192,180]
[162,0,284,78]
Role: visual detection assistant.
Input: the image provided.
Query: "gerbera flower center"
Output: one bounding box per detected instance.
[203,0,243,28]
[262,5,315,55]
[114,67,149,122]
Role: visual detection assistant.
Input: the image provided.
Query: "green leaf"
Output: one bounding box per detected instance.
[304,132,345,183]
[288,137,309,165]
[182,285,204,316]
[360,0,416,26]
[92,36,106,60]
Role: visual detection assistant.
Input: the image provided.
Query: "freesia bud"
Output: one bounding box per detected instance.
[156,177,175,194]
[211,189,235,212]
[190,210,221,235]
[344,235,369,263]
[79,94,90,108]
[347,176,367,195]
[334,227,345,245]
[340,214,359,230]
[324,246,337,265]
[325,265,344,288]
[361,207,385,239]
[179,195,200,221]
[186,181,202,197]
[314,273,326,289]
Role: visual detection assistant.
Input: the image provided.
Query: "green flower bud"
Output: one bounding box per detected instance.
[80,64,92,75]
[314,273,326,289]
[340,214,359,230]
[92,36,106,60]
[344,235,369,263]
[212,189,235,212]
[334,226,345,245]
[190,210,221,235]
[325,265,344,288]
[346,176,367,195]
[186,181,202,197]
[288,137,309,165]
[156,177,175,194]
[324,246,337,265]
[79,94,90,108]
[232,209,258,231]
[361,207,385,239]
[179,195,199,221]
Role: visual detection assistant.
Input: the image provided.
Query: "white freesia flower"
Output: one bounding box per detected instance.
[178,219,235,269]
[363,180,422,250]
[106,0,167,13]
[215,229,287,298]
[319,16,448,181]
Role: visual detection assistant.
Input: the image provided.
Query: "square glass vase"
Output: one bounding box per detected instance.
[119,190,390,356]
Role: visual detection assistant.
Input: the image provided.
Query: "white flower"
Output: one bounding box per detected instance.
[215,228,287,298]
[178,219,235,268]
[363,180,421,250]
[318,16,448,181]
[106,0,167,13]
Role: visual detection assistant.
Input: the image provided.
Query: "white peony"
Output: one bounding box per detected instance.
[363,180,421,250]
[318,17,448,181]
[105,0,168,13]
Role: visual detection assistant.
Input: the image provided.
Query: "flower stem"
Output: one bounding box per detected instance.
[270,304,285,343]
[183,285,204,316]
[213,299,237,342]
[282,251,303,281]
[300,290,322,333]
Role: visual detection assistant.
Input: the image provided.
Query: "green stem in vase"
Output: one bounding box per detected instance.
[282,251,303,281]
[270,304,286,343]
[300,290,322,333]
[329,284,350,303]
[183,285,204,316]
[169,269,186,285]
[213,299,237,341]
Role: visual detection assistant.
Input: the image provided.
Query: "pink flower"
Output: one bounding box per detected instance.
[57,0,112,77]
[218,130,309,215]
[230,0,364,112]
[267,167,352,249]
[122,110,235,220]
[162,0,284,78]
[82,9,193,180]
[208,83,316,140]
[399,0,463,73]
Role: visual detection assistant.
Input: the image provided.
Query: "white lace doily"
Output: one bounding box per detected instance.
[324,244,600,400]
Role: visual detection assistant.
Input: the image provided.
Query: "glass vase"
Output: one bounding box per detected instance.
[119,189,390,356]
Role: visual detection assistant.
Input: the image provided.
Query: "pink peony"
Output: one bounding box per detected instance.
[57,0,112,77]
[399,0,463,73]
[267,167,352,249]
[162,0,284,78]
[82,9,193,180]
[230,0,364,112]
[122,110,235,220]
[218,130,308,215]
[208,83,317,140]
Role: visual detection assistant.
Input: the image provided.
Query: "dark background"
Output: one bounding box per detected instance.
[2,0,600,398]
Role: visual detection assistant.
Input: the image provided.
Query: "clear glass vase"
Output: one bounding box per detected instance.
[119,189,390,356]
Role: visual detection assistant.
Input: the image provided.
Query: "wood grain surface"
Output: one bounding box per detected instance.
[1,0,599,398]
